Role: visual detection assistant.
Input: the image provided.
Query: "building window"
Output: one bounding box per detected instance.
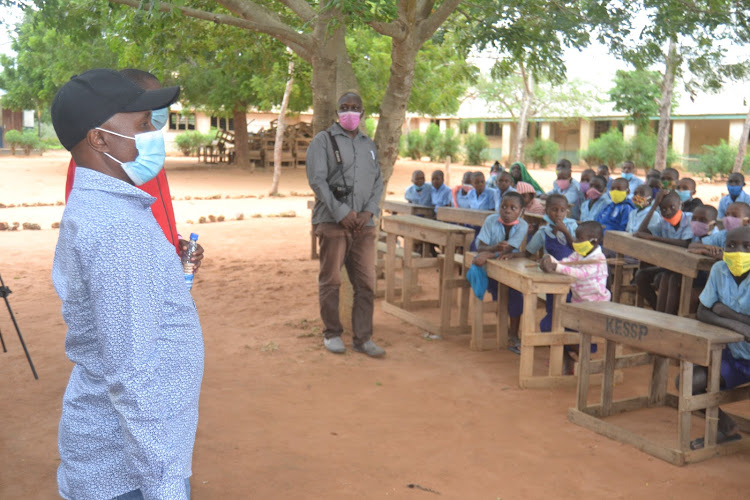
[484,122,501,137]
[210,116,234,131]
[169,112,196,131]
[593,121,610,138]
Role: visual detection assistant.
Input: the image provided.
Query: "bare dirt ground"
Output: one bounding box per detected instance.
[1,150,749,499]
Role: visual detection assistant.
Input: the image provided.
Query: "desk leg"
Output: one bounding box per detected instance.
[402,236,415,310]
[600,340,617,416]
[519,292,536,383]
[440,235,457,332]
[613,252,624,303]
[678,361,695,450]
[577,334,592,410]
[385,233,397,304]
[678,275,694,317]
[704,348,723,448]
[549,293,565,376]
[471,292,484,351]
[496,284,509,349]
[649,356,669,406]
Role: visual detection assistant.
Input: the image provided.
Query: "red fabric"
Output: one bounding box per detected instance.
[65,158,180,252]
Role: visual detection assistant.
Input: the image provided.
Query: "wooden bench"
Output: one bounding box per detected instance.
[562,301,749,465]
[468,255,579,388]
[604,231,716,317]
[382,200,436,219]
[436,206,493,227]
[382,215,475,336]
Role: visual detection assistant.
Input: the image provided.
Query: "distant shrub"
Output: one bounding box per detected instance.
[423,123,442,162]
[624,131,677,173]
[4,129,23,155]
[525,139,559,168]
[580,129,625,168]
[688,139,750,179]
[439,128,461,162]
[404,130,424,160]
[463,133,489,165]
[175,130,212,156]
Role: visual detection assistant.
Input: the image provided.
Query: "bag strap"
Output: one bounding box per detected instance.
[326,131,349,191]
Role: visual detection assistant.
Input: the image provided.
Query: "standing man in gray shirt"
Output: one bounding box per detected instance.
[306,92,385,357]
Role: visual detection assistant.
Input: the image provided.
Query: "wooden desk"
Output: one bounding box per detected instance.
[562,301,748,465]
[382,215,475,336]
[436,206,493,227]
[469,254,577,388]
[382,199,436,218]
[604,231,716,316]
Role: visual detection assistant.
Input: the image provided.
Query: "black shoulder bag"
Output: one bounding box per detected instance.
[326,131,353,202]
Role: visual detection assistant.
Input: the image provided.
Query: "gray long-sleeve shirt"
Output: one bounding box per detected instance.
[306,122,383,226]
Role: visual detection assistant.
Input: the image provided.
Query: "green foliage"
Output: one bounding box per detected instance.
[4,129,23,154]
[623,131,678,172]
[463,134,489,166]
[580,129,626,168]
[5,129,40,155]
[365,117,377,138]
[404,130,424,160]
[174,131,212,157]
[439,128,461,162]
[689,140,750,179]
[525,139,558,167]
[609,69,662,130]
[423,124,442,162]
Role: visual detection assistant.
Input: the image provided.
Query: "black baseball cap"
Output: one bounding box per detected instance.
[51,68,180,150]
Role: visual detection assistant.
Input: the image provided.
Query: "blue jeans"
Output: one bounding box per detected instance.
[113,478,191,500]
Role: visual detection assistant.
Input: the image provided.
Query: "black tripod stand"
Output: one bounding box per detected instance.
[0,272,38,379]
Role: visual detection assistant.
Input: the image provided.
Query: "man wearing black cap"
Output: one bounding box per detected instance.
[51,69,203,500]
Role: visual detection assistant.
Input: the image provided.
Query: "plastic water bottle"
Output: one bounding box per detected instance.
[182,233,199,290]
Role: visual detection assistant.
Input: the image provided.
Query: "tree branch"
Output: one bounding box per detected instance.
[276,0,316,22]
[369,20,404,39]
[417,0,436,22]
[108,0,312,62]
[416,0,460,43]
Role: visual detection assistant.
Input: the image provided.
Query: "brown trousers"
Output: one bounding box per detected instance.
[314,223,377,345]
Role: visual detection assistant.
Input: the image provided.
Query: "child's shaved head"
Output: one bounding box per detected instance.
[611,178,629,191]
[727,202,750,219]
[577,221,604,242]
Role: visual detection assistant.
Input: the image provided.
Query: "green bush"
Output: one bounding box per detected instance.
[439,128,461,162]
[580,129,625,168]
[175,130,212,156]
[404,130,424,160]
[689,140,750,179]
[365,117,377,138]
[19,130,40,154]
[463,133,489,166]
[41,136,63,150]
[525,139,559,168]
[623,131,677,173]
[4,129,23,155]
[423,123,442,162]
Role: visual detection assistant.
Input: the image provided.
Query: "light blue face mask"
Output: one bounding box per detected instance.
[97,127,166,186]
[677,189,692,203]
[151,108,169,130]
[621,172,633,181]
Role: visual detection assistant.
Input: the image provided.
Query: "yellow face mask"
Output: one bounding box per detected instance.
[609,190,628,204]
[572,240,595,257]
[723,252,750,277]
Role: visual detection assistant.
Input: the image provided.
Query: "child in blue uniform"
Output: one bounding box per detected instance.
[472,192,529,353]
[620,161,643,198]
[454,171,474,208]
[580,175,611,222]
[626,184,659,233]
[677,177,703,213]
[718,173,750,219]
[494,172,516,212]
[468,171,498,211]
[430,170,452,212]
[405,170,433,205]
[597,177,634,232]
[545,159,581,219]
[688,226,750,449]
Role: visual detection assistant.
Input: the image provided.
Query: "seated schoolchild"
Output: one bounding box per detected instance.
[646,168,662,198]
[471,192,529,353]
[580,175,611,222]
[509,161,544,195]
[597,177,635,233]
[688,205,722,257]
[660,167,680,191]
[405,170,433,205]
[626,184,659,234]
[579,168,595,195]
[467,171,498,211]
[597,164,613,190]
[540,221,611,372]
[487,162,502,189]
[620,160,644,198]
[677,177,703,213]
[516,181,545,215]
[525,194,577,331]
[718,172,750,219]
[688,226,750,449]
[494,172,517,212]
[430,170,452,212]
[634,190,694,314]
[545,159,581,219]
[452,171,475,208]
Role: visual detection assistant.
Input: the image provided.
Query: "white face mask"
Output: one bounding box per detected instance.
[97,127,166,185]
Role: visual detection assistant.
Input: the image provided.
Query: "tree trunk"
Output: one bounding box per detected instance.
[232,106,251,170]
[513,64,534,163]
[270,58,294,195]
[655,40,678,170]
[733,106,750,173]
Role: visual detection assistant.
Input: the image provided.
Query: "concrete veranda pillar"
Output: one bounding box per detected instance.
[672,121,690,166]
[502,123,513,163]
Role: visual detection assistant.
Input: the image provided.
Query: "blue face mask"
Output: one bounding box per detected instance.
[151,108,169,130]
[728,184,744,198]
[543,214,555,226]
[652,187,660,199]
[621,172,633,181]
[677,189,692,203]
[98,127,166,186]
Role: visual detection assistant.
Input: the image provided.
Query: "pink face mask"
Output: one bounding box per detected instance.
[556,179,570,190]
[586,187,603,200]
[723,216,744,232]
[338,111,361,132]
